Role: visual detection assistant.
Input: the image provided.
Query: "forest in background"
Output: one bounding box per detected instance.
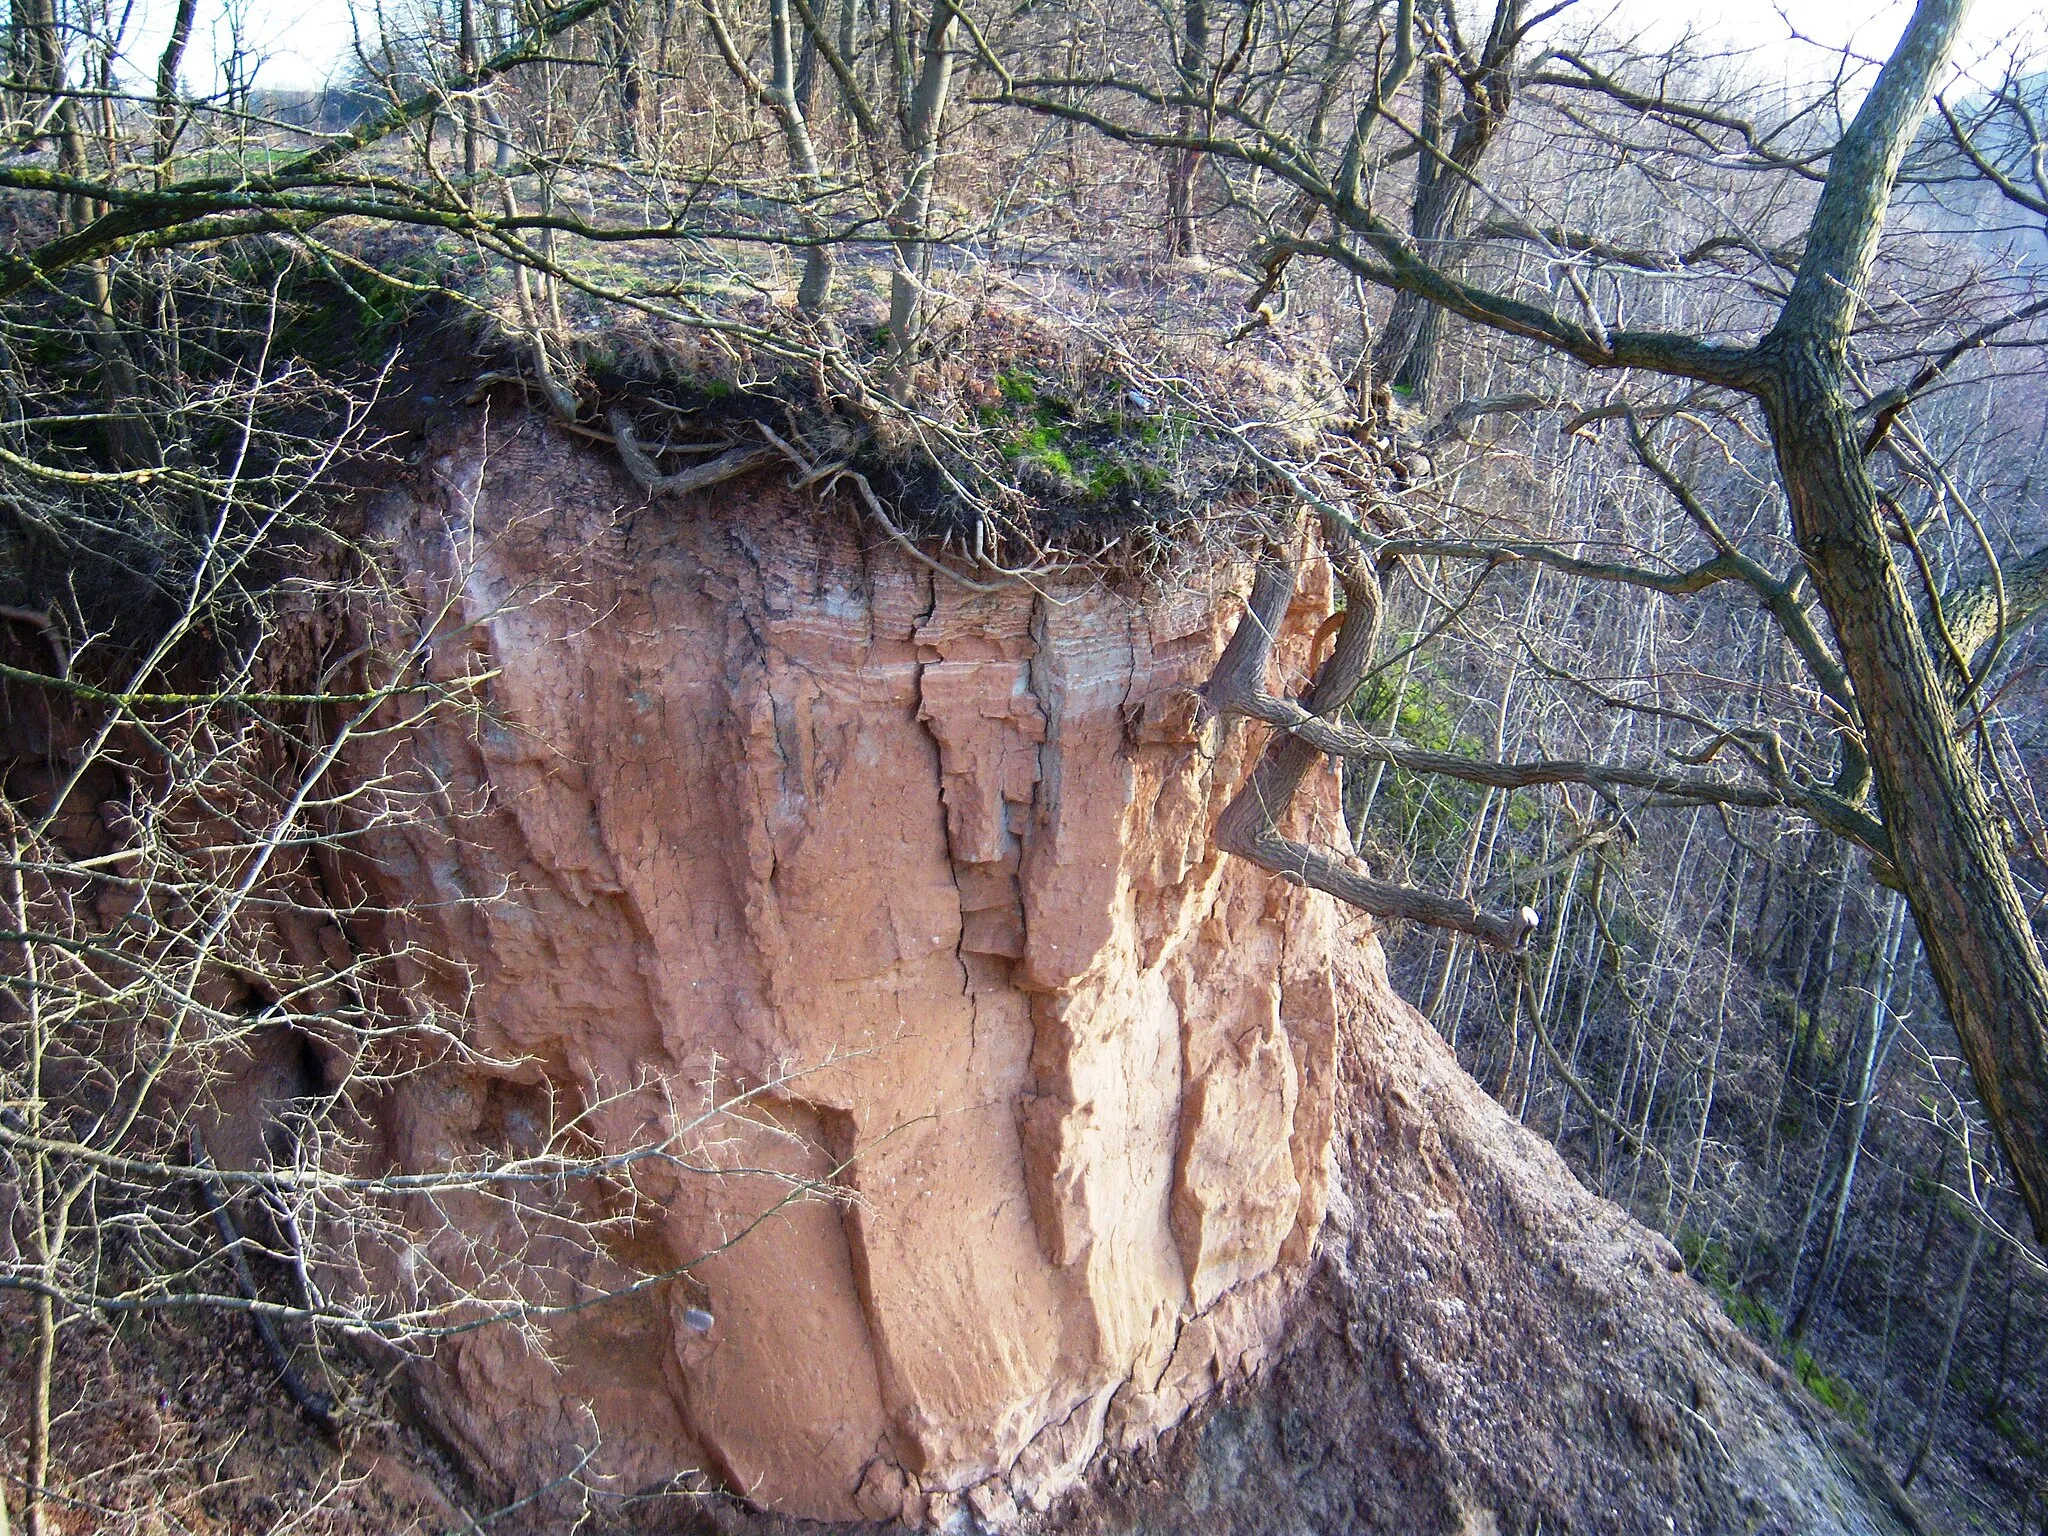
[1,0,2047,1528]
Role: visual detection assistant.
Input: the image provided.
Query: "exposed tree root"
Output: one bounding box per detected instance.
[606,408,777,498]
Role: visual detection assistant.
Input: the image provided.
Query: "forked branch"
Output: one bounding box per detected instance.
[1202,514,1540,951]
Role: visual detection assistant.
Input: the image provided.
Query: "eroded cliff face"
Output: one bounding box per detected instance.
[337,412,1930,1536]
[350,414,1346,1524]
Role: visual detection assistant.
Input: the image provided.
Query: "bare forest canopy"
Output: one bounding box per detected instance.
[7,0,2048,1530]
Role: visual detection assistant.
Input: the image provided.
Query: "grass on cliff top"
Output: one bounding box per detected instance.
[272,221,1354,578]
[566,290,1336,574]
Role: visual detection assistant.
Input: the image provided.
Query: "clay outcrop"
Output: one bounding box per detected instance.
[334,412,1927,1536]
[352,414,1343,1524]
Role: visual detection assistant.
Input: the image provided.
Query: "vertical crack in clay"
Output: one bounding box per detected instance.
[913,656,978,1012]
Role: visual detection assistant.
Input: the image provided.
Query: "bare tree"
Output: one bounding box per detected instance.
[1008,0,2048,1253]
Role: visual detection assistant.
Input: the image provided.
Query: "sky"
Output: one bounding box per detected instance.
[105,0,2048,97]
[1560,0,2047,81]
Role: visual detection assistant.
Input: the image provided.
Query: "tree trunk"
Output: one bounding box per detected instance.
[460,0,481,175]
[765,0,835,316]
[1900,1215,1983,1488]
[1368,0,1522,406]
[1789,892,1909,1346]
[609,0,645,151]
[1164,0,1207,257]
[1748,0,2048,1250]
[1369,54,1449,396]
[23,1292,52,1536]
[1759,342,2048,1247]
[153,0,199,170]
[885,0,957,372]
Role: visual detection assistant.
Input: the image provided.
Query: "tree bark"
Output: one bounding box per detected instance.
[885,0,958,371]
[1165,0,1207,257]
[1747,0,2048,1251]
[700,0,838,317]
[153,0,200,170]
[24,1291,51,1536]
[1763,343,2048,1244]
[765,0,835,314]
[1204,517,1539,951]
[459,0,481,175]
[1369,0,1520,405]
